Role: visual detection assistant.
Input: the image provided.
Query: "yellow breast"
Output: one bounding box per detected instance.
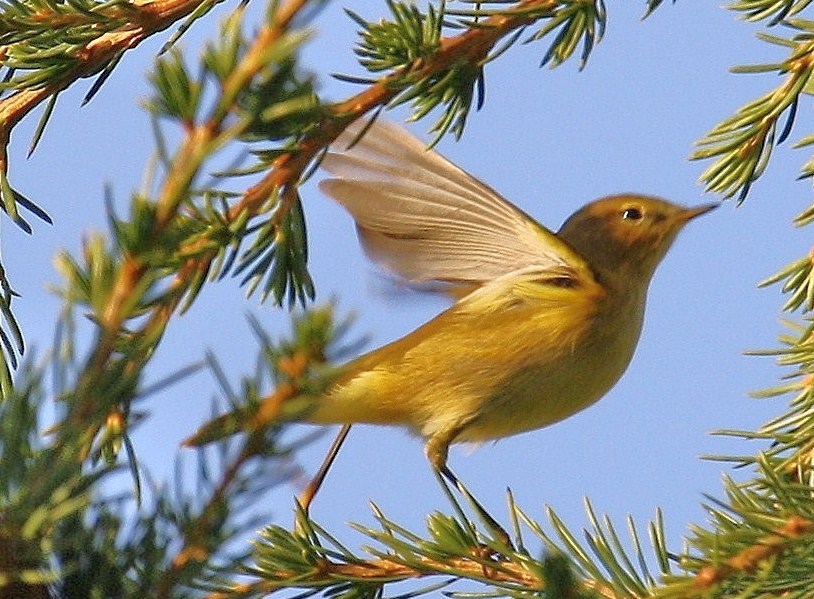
[307,268,646,446]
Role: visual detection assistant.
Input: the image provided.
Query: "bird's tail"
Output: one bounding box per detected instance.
[183,387,318,447]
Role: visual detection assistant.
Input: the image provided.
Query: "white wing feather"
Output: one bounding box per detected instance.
[318,119,588,287]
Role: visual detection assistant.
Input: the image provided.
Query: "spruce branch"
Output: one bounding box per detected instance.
[50,0,318,453]
[191,480,689,599]
[690,515,814,592]
[337,0,605,141]
[692,29,814,201]
[0,0,226,396]
[0,0,224,197]
[666,54,814,586]
[654,462,814,597]
[233,0,606,220]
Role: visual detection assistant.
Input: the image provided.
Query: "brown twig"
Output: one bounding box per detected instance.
[204,553,623,598]
[693,515,814,589]
[205,554,542,598]
[233,0,557,219]
[0,0,214,173]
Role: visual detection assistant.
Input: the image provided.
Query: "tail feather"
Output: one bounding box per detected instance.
[183,392,315,446]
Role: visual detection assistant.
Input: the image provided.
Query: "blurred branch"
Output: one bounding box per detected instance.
[0,307,334,598]
[157,306,341,597]
[54,0,313,460]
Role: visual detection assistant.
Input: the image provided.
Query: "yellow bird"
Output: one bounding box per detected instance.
[188,119,715,502]
[307,119,715,473]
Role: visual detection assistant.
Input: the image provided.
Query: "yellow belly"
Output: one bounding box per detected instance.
[307,274,645,446]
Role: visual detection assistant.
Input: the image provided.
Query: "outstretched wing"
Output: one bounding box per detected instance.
[319,119,592,291]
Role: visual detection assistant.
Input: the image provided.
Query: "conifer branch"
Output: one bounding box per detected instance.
[691,516,814,591]
[55,0,314,459]
[204,492,643,599]
[693,33,814,201]
[0,0,218,180]
[237,0,575,217]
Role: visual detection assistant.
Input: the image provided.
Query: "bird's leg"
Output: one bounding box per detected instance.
[426,432,512,548]
[297,424,353,515]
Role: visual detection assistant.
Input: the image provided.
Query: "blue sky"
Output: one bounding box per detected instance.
[4,0,811,580]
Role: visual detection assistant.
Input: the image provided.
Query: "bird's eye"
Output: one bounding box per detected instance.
[621,207,643,221]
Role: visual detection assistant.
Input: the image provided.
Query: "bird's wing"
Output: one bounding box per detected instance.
[319,119,593,291]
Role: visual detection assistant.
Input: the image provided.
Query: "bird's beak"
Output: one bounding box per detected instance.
[678,202,719,223]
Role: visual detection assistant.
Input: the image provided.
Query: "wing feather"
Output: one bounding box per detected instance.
[319,119,592,288]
